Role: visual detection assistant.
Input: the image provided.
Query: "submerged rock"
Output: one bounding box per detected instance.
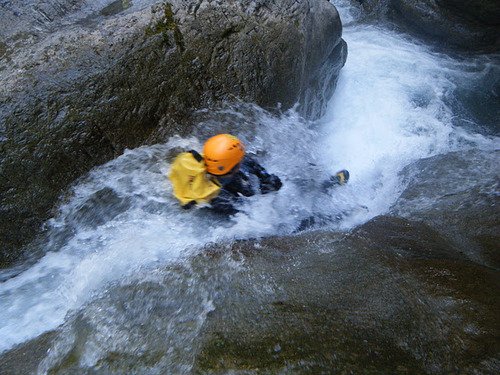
[2,215,497,373]
[0,0,347,266]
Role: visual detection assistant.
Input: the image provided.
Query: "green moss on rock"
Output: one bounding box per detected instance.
[145,3,184,52]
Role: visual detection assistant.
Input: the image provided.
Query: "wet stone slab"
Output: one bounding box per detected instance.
[2,216,498,374]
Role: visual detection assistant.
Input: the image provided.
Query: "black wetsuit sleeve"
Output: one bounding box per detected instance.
[222,172,254,197]
[209,190,239,215]
[245,157,282,194]
[208,157,281,215]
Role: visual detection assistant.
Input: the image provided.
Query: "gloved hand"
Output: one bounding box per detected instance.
[260,174,282,194]
[321,169,350,190]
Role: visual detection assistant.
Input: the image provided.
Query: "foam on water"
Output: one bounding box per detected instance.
[0,132,307,353]
[1,12,499,355]
[314,25,499,228]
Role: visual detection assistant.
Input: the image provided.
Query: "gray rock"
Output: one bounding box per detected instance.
[0,0,347,266]
[3,216,497,373]
[348,0,500,51]
[0,331,58,375]
[391,149,500,269]
[390,0,500,52]
[192,221,499,373]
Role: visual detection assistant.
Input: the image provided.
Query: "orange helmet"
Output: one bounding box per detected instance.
[203,134,245,175]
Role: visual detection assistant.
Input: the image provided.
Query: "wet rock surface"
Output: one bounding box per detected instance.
[0,0,347,266]
[193,221,499,374]
[348,0,500,52]
[389,0,500,52]
[2,214,498,374]
[392,149,500,269]
[0,331,58,375]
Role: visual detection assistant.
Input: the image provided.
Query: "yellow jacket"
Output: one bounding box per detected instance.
[168,151,221,206]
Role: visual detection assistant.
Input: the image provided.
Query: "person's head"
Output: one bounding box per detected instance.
[203,134,245,176]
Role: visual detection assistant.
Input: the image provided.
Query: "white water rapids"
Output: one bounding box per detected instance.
[0,2,498,355]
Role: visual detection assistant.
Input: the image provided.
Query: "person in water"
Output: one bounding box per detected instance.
[169,133,282,214]
[169,133,348,215]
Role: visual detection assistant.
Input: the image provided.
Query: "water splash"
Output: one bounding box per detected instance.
[314,25,498,228]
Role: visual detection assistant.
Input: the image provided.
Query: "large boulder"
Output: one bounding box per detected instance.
[0,0,347,266]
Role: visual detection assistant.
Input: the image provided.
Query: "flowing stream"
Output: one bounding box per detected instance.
[0,0,498,368]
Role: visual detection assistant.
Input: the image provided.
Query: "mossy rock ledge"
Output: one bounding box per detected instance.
[0,0,347,266]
